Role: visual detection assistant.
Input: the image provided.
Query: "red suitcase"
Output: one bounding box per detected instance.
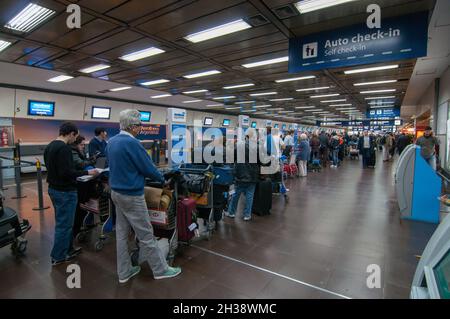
[177,197,196,242]
[289,164,298,176]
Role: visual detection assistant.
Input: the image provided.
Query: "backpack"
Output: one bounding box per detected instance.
[380,136,386,145]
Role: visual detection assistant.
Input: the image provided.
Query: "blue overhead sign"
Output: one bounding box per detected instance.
[367,108,400,119]
[289,11,428,73]
[317,120,401,127]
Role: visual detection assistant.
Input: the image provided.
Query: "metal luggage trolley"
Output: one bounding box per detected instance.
[76,176,114,251]
[179,164,215,240]
[131,173,180,266]
[273,156,289,202]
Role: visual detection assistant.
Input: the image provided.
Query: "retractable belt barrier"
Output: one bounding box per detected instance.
[0,155,50,211]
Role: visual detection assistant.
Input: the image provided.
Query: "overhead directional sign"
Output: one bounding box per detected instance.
[317,120,401,128]
[289,11,428,73]
[367,108,400,118]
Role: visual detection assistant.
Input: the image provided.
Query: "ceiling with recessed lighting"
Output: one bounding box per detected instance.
[0,0,434,123]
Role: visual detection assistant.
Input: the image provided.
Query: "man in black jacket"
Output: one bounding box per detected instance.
[358,131,376,168]
[225,130,259,221]
[319,131,329,167]
[44,122,98,265]
[397,133,411,155]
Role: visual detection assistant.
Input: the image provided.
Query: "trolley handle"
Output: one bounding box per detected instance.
[178,164,212,175]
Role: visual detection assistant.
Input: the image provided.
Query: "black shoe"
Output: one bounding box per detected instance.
[69,246,82,256]
[52,254,76,266]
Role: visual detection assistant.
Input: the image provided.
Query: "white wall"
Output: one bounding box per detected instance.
[439,67,450,106]
[0,87,299,132]
[0,87,16,117]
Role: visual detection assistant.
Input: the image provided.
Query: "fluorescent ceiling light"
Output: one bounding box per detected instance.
[242,56,288,68]
[365,96,396,100]
[254,105,271,108]
[47,75,73,83]
[182,100,202,104]
[184,19,251,43]
[296,86,330,92]
[141,79,170,86]
[151,94,172,99]
[344,64,399,74]
[295,106,315,109]
[295,0,359,14]
[305,108,323,112]
[119,47,165,62]
[183,70,221,79]
[269,98,294,102]
[241,109,256,113]
[354,80,397,86]
[235,101,255,104]
[369,105,395,108]
[4,3,55,33]
[267,108,284,111]
[310,93,340,98]
[254,111,268,114]
[360,89,396,94]
[320,99,346,103]
[0,40,12,52]
[275,75,316,83]
[329,104,352,107]
[206,104,223,107]
[279,111,294,113]
[212,96,235,100]
[368,101,395,105]
[79,64,111,74]
[225,106,241,110]
[223,83,254,89]
[182,89,208,94]
[249,92,277,97]
[336,107,357,110]
[314,111,331,114]
[110,86,131,92]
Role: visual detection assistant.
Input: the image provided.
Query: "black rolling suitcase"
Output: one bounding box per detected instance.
[252,179,272,216]
[367,151,376,168]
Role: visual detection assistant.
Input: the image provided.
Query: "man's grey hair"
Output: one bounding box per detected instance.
[120,109,141,130]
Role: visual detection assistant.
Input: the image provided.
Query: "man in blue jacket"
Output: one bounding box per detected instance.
[107,109,181,283]
[88,127,108,158]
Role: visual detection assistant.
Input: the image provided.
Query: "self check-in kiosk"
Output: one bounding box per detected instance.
[411,213,450,299]
[395,144,441,224]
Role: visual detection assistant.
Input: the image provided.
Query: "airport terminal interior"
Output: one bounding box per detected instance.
[0,0,449,300]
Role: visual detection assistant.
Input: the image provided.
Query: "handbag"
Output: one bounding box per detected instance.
[185,174,208,194]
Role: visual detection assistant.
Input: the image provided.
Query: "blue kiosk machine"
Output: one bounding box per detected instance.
[395,144,441,224]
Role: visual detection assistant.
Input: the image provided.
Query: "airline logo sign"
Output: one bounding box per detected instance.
[289,11,428,72]
[169,108,187,123]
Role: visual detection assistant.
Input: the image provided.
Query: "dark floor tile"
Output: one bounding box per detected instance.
[192,281,250,299]
[212,263,275,298]
[255,277,332,299]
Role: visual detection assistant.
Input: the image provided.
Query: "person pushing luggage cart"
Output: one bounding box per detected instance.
[107,109,181,283]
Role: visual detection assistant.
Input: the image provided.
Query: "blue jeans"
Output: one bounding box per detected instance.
[48,188,78,261]
[229,183,256,218]
[332,149,339,166]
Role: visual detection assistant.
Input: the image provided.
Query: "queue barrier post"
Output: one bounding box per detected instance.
[11,157,26,200]
[33,159,50,211]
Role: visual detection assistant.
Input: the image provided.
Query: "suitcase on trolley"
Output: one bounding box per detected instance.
[289,164,298,176]
[177,197,196,242]
[252,179,272,216]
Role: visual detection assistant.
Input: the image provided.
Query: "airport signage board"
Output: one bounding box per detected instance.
[317,120,400,128]
[367,108,400,118]
[289,11,428,73]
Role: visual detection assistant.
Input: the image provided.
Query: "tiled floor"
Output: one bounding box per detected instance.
[0,152,438,299]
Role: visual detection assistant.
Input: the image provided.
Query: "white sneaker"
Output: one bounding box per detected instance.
[243,216,251,221]
[119,266,141,283]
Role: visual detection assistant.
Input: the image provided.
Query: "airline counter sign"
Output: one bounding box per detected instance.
[289,11,428,73]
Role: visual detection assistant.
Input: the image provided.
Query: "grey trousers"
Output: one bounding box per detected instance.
[111,191,168,280]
